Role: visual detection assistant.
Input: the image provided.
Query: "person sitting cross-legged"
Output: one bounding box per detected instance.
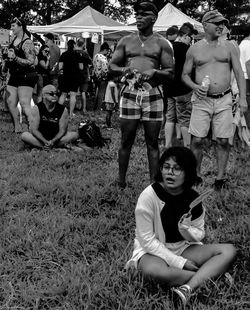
[21,84,78,150]
[126,147,236,308]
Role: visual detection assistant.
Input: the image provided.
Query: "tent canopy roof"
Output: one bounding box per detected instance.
[27,3,203,39]
[154,3,203,32]
[51,5,122,28]
[27,5,123,36]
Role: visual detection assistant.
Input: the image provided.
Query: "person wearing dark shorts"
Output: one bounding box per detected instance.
[58,40,83,118]
[165,23,197,148]
[76,38,92,114]
[2,17,38,133]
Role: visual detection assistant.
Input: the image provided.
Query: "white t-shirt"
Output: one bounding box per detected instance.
[239,39,250,79]
[104,81,118,103]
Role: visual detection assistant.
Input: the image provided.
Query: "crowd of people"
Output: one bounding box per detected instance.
[1,2,250,307]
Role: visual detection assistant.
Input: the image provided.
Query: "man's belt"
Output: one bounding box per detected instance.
[207,88,231,99]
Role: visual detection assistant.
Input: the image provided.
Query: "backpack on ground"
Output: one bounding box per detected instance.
[78,120,107,148]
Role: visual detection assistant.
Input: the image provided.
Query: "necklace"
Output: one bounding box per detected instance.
[203,38,221,47]
[137,33,154,47]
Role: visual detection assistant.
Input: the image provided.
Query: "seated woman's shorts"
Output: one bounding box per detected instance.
[8,71,38,88]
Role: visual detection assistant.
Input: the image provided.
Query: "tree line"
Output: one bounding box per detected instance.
[0,0,249,30]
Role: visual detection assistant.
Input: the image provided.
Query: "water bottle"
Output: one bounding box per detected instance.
[201,75,210,96]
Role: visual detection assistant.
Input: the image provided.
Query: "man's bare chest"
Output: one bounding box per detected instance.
[194,46,230,66]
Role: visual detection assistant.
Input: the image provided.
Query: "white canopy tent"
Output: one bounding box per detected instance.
[27,3,203,41]
[27,6,128,40]
[154,3,203,33]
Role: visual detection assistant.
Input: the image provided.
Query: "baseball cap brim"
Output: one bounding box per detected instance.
[134,2,158,16]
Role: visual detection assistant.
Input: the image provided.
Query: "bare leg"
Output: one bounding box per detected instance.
[191,136,205,177]
[164,121,175,148]
[69,91,77,118]
[119,118,139,186]
[143,121,162,183]
[215,138,230,179]
[18,86,34,126]
[81,92,87,113]
[138,254,195,287]
[59,92,67,105]
[6,85,21,133]
[106,111,112,127]
[21,132,43,148]
[176,123,182,139]
[180,126,191,148]
[57,131,79,146]
[181,243,236,291]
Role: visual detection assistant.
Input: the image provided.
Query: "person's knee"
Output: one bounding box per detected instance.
[140,262,163,280]
[21,131,29,141]
[220,244,237,261]
[145,133,159,149]
[191,136,204,148]
[216,138,229,148]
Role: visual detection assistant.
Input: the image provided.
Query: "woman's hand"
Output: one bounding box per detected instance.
[184,259,199,271]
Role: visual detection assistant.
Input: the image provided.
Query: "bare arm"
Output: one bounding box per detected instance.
[30,106,48,145]
[50,108,69,145]
[39,58,49,70]
[15,39,37,67]
[109,37,128,76]
[78,62,83,71]
[59,61,63,74]
[230,42,247,113]
[246,59,250,79]
[152,38,174,82]
[182,46,198,90]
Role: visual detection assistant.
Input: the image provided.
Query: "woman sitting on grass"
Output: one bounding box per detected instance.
[126,146,236,307]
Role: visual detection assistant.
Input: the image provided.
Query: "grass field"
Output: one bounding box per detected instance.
[0,109,249,310]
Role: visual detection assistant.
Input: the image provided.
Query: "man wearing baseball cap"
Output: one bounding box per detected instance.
[182,10,247,190]
[109,0,174,189]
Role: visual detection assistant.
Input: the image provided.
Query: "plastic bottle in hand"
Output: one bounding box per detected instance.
[201,75,210,96]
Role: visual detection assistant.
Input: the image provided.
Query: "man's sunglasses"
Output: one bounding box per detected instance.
[46,91,58,96]
[208,21,225,26]
[44,50,50,53]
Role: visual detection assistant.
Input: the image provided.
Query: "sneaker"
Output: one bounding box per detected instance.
[214,178,229,190]
[172,284,192,308]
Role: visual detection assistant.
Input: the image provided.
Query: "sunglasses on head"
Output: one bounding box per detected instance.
[46,91,58,96]
[12,17,22,26]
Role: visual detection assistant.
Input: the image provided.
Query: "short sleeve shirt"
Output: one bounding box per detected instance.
[239,39,250,79]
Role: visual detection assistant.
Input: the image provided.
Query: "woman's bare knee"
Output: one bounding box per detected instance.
[220,244,237,261]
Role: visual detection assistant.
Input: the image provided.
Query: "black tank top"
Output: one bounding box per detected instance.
[8,37,35,74]
[37,101,65,140]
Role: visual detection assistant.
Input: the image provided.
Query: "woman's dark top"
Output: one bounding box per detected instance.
[36,54,49,75]
[152,182,203,243]
[8,38,35,75]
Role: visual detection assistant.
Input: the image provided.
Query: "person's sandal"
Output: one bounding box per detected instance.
[214,178,229,190]
[172,284,192,308]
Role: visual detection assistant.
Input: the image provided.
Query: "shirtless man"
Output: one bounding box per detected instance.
[182,10,247,189]
[109,1,174,188]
